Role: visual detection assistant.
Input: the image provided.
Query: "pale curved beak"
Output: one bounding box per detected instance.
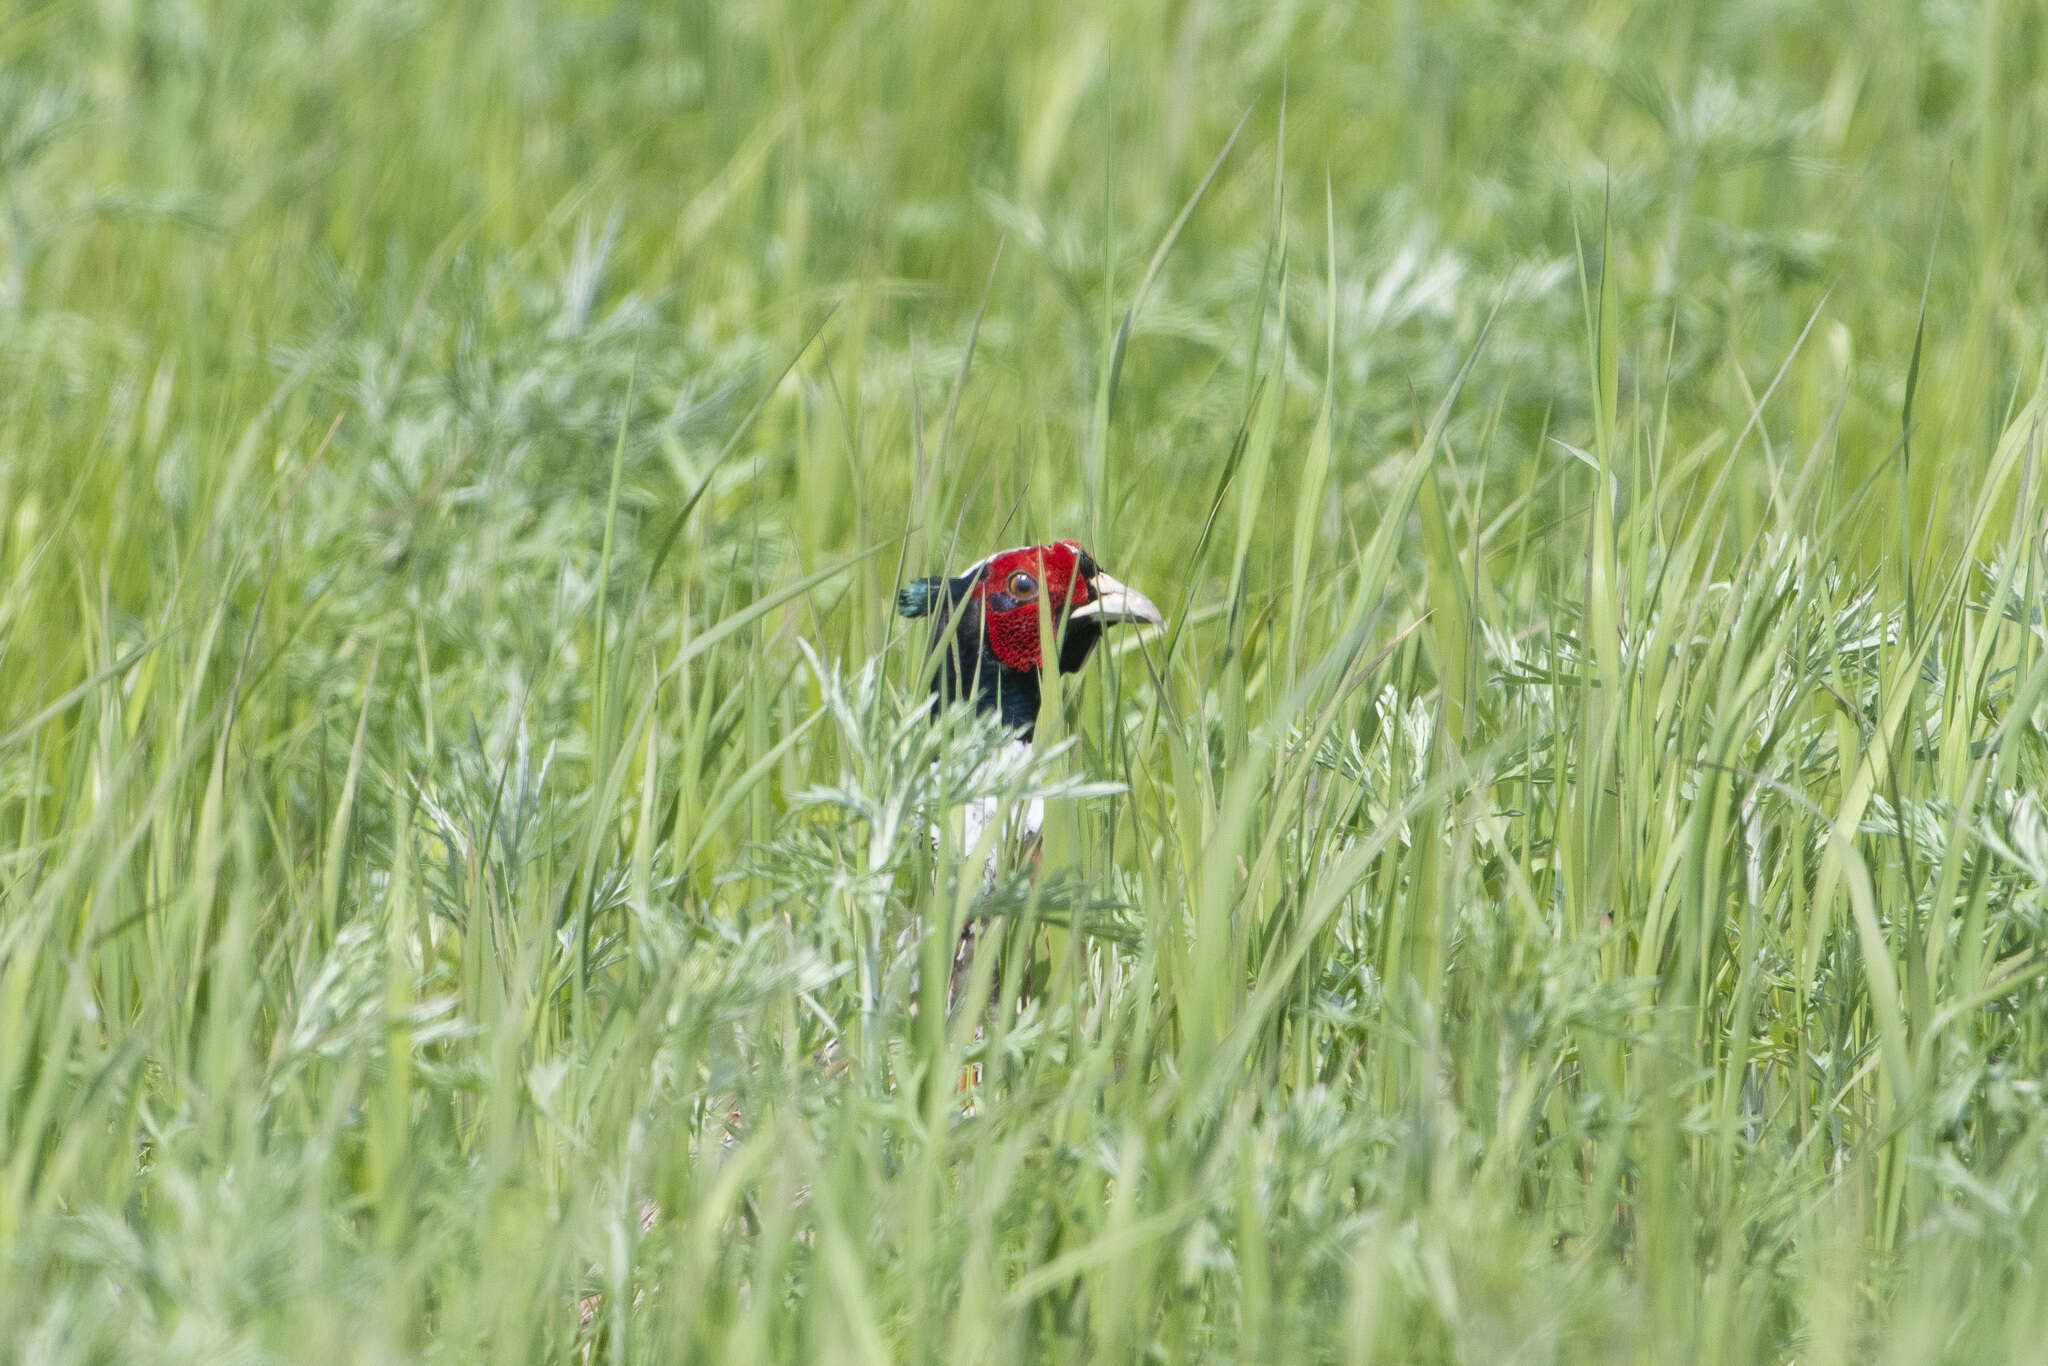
[1067,572,1164,628]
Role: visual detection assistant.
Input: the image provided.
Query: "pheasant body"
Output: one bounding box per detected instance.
[899,539,1161,1017]
[900,539,1160,861]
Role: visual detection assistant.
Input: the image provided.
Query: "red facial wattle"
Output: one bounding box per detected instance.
[976,541,1095,673]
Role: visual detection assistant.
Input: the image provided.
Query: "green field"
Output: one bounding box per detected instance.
[4,1,2048,1360]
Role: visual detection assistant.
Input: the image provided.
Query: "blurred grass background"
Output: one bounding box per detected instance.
[3,0,2048,1361]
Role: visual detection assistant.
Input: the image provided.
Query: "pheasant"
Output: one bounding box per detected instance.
[897,538,1162,1012]
[580,543,1162,1329]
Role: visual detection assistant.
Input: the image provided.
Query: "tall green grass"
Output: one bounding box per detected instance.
[4,0,2048,1360]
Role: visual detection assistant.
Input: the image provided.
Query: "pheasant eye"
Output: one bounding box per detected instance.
[1006,570,1038,598]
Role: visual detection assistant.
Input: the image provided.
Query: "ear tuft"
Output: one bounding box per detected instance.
[896,577,946,618]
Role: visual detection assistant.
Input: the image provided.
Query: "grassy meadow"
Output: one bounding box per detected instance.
[5,0,2048,1360]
